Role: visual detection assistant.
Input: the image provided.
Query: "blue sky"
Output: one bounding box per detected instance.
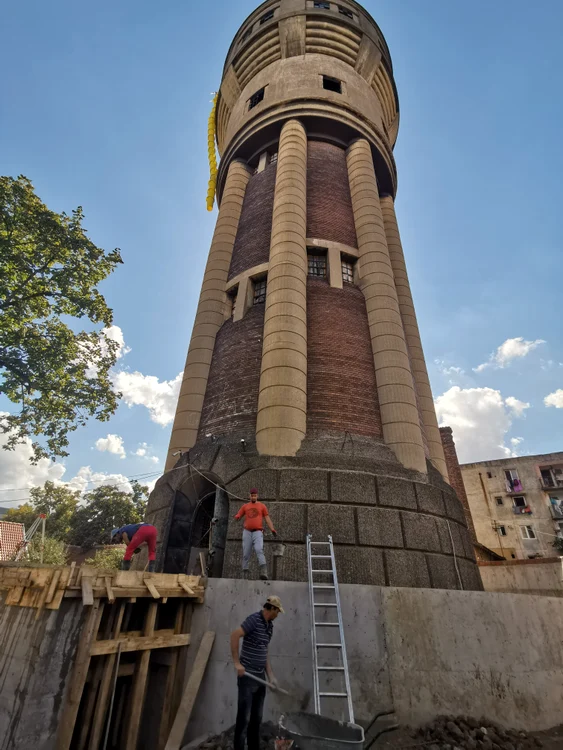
[1,0,562,505]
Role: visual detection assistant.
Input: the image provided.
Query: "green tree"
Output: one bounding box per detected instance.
[3,482,79,540]
[553,537,563,556]
[21,536,68,565]
[0,175,123,462]
[68,481,148,549]
[85,546,126,569]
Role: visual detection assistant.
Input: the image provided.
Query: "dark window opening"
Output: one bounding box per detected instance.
[495,497,504,506]
[342,259,355,284]
[314,1,331,8]
[338,5,353,18]
[307,250,327,278]
[521,526,536,540]
[249,87,265,110]
[323,75,342,94]
[241,27,253,43]
[513,496,527,508]
[487,472,493,479]
[498,526,507,537]
[253,278,267,305]
[260,9,275,24]
[227,287,238,318]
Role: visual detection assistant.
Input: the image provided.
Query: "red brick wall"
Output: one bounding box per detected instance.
[307,278,382,438]
[307,141,358,248]
[198,305,265,439]
[440,426,478,542]
[228,163,277,281]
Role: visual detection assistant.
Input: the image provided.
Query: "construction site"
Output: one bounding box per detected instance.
[1,0,563,748]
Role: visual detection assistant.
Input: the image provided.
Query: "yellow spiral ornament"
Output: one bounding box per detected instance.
[206,93,219,211]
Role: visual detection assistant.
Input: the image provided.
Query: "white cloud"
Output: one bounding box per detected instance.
[134,443,160,464]
[474,337,546,373]
[511,437,524,448]
[95,434,126,459]
[102,325,131,360]
[113,370,182,426]
[65,467,133,495]
[545,390,563,409]
[435,359,465,381]
[435,386,530,463]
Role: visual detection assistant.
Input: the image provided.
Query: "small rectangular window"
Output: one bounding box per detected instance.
[521,526,536,540]
[308,251,327,278]
[249,87,265,110]
[253,278,267,305]
[260,9,275,24]
[323,75,342,94]
[342,259,355,284]
[270,152,278,165]
[495,497,504,506]
[487,472,493,479]
[241,27,253,43]
[513,496,526,508]
[227,287,238,319]
[314,1,331,8]
[498,526,507,537]
[338,4,353,18]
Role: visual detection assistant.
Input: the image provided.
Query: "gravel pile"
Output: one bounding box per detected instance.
[412,716,544,750]
[194,722,285,750]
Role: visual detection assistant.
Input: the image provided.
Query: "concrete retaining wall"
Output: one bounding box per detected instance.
[0,599,85,750]
[480,558,563,596]
[185,579,563,742]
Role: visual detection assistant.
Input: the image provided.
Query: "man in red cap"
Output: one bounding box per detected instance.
[234,488,277,580]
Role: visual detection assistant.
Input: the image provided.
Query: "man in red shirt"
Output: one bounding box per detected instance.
[234,489,277,580]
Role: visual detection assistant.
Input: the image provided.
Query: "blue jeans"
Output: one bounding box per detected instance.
[234,675,266,750]
[242,529,266,569]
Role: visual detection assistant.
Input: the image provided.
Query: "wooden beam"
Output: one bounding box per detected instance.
[55,601,104,750]
[124,602,158,750]
[81,577,94,606]
[164,631,215,750]
[144,577,161,599]
[46,569,62,604]
[88,602,126,749]
[91,633,190,656]
[178,581,195,596]
[64,586,205,600]
[157,602,186,750]
[104,576,116,604]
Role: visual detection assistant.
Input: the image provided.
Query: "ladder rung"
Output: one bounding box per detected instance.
[315,622,339,626]
[318,666,345,671]
[319,692,349,698]
[311,542,330,545]
[313,585,335,589]
[314,603,337,607]
[317,643,342,648]
[311,555,332,559]
[312,570,333,574]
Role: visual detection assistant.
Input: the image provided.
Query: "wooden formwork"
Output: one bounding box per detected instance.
[0,566,206,750]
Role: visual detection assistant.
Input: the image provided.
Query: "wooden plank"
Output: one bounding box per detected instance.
[91,633,190,656]
[46,569,63,604]
[124,601,158,750]
[164,631,216,750]
[144,577,161,599]
[105,576,116,604]
[178,581,195,596]
[157,602,186,750]
[171,603,193,719]
[5,586,25,605]
[64,586,205,600]
[88,603,126,749]
[81,577,94,606]
[46,589,65,610]
[55,601,104,750]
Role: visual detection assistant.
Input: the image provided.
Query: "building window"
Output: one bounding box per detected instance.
[253,278,267,305]
[521,526,536,540]
[498,526,507,537]
[487,472,493,479]
[270,152,278,165]
[513,496,527,509]
[307,250,327,278]
[314,1,331,8]
[505,468,523,493]
[241,27,253,43]
[323,75,342,94]
[260,9,275,24]
[495,497,504,506]
[342,259,355,284]
[227,287,238,318]
[249,87,265,110]
[338,5,353,18]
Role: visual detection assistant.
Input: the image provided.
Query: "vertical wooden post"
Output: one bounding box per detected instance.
[124,602,158,750]
[56,601,104,750]
[157,602,186,749]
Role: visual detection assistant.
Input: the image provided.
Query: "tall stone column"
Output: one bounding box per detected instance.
[256,119,308,456]
[381,195,448,480]
[166,160,251,469]
[346,139,426,474]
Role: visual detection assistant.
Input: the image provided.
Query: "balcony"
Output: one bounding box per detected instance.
[512,505,532,516]
[540,477,563,491]
[505,480,524,494]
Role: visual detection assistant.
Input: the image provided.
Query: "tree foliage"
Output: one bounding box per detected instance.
[553,537,563,556]
[20,536,68,565]
[3,481,79,540]
[85,546,125,569]
[0,175,123,462]
[68,481,148,549]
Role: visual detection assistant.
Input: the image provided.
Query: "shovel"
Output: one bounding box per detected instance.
[245,672,310,709]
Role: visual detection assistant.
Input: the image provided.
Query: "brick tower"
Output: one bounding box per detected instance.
[147,0,482,590]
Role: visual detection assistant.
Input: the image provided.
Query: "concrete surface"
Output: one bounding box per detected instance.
[0,599,85,750]
[184,578,563,743]
[480,557,563,596]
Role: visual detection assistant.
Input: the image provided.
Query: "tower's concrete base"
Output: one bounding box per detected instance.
[183,578,563,743]
[146,437,482,590]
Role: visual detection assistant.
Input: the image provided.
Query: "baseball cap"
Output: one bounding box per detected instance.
[111,528,120,540]
[266,595,285,613]
[250,488,258,494]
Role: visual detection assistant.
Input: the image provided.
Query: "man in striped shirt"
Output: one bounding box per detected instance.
[230,595,285,750]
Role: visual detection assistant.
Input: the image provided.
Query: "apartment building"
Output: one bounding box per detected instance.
[461,452,563,560]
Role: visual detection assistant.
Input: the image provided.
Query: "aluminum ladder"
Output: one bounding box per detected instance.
[306,534,354,724]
